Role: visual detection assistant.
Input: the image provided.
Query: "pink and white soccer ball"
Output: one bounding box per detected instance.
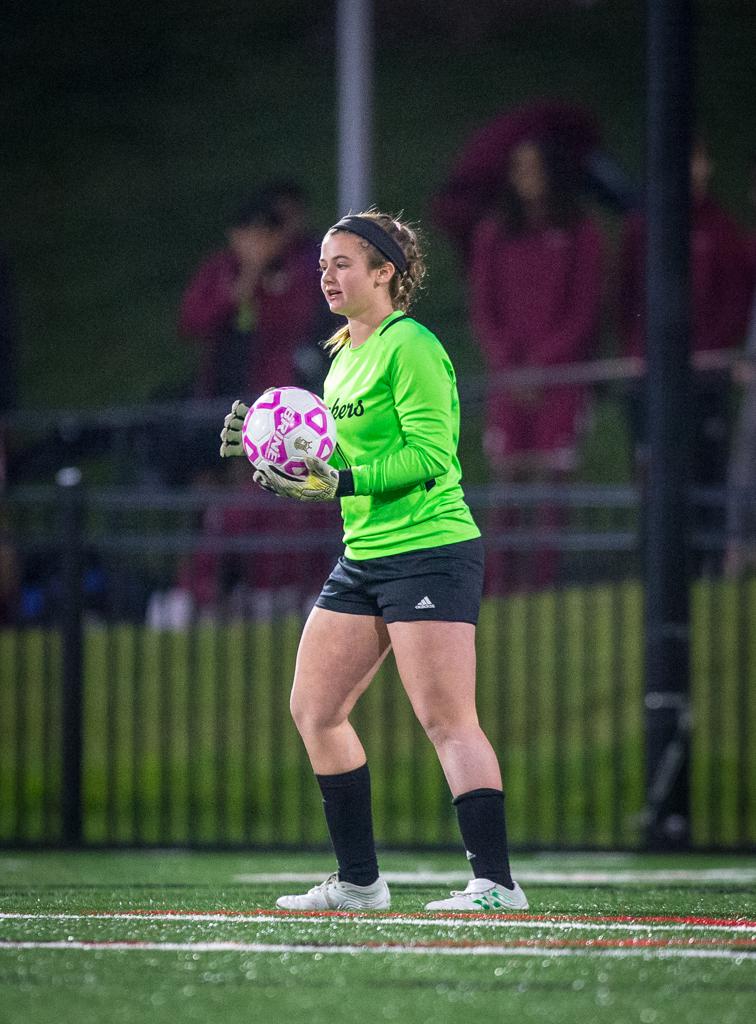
[241,387,337,477]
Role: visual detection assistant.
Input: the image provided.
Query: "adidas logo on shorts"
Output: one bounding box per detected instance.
[414,595,436,610]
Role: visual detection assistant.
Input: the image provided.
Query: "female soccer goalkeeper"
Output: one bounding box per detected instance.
[219,211,528,913]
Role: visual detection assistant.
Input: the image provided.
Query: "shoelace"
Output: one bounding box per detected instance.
[309,872,339,894]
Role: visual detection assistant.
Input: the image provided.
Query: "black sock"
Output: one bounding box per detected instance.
[315,763,379,886]
[453,788,513,889]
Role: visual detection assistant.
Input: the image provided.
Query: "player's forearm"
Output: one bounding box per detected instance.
[350,440,449,495]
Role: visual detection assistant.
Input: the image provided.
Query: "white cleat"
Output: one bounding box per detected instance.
[276,873,391,911]
[424,877,529,912]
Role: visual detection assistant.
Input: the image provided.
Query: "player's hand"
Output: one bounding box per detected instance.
[253,456,339,501]
[219,400,249,457]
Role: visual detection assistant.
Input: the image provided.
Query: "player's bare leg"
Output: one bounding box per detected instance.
[290,606,391,773]
[389,620,528,911]
[276,607,392,910]
[387,620,499,796]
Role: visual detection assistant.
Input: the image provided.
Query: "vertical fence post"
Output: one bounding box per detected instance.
[58,467,85,846]
[643,0,693,849]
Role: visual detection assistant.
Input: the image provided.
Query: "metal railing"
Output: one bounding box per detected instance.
[0,351,740,489]
[0,480,753,851]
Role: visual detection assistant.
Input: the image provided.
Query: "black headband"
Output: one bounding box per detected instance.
[329,215,408,274]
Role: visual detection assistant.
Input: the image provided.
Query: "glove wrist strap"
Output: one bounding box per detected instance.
[335,469,355,498]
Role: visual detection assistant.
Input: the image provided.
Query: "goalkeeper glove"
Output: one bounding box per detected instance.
[219,400,249,457]
[253,458,354,502]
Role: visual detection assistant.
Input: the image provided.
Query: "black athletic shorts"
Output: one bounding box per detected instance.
[315,537,484,624]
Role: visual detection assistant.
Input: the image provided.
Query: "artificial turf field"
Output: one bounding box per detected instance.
[1,851,755,1024]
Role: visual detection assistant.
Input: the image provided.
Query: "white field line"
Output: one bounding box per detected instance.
[0,939,754,961]
[234,868,756,886]
[1,911,755,935]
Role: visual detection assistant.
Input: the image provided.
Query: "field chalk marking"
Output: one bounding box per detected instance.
[235,868,756,886]
[2,911,756,934]
[0,939,754,961]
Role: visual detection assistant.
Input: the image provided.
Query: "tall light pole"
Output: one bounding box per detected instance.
[336,0,373,215]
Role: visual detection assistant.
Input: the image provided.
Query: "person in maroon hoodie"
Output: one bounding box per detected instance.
[166,184,333,489]
[168,186,335,603]
[725,155,756,576]
[179,186,329,401]
[618,139,751,569]
[433,97,637,261]
[469,136,605,590]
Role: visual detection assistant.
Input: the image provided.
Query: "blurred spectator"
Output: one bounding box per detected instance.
[179,184,330,399]
[433,97,638,260]
[257,179,337,387]
[148,461,340,629]
[0,248,18,490]
[166,183,333,486]
[259,178,314,253]
[726,156,756,576]
[618,139,752,569]
[0,249,20,618]
[468,135,605,590]
[150,183,340,611]
[0,503,19,624]
[0,248,17,419]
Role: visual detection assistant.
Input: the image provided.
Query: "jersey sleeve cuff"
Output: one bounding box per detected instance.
[348,465,371,496]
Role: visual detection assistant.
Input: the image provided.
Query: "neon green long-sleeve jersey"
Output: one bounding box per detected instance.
[324,310,480,559]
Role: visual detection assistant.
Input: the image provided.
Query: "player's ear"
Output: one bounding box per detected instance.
[374,262,395,287]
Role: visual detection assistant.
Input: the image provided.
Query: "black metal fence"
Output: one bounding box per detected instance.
[1,479,753,850]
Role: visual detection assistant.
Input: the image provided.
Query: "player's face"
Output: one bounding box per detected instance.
[690,143,712,202]
[508,141,548,204]
[319,231,392,317]
[228,224,284,268]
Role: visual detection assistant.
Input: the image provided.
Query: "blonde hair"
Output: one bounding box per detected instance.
[323,210,426,353]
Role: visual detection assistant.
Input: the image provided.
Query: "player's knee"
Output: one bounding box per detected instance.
[289,692,341,737]
[417,710,474,750]
[289,693,312,733]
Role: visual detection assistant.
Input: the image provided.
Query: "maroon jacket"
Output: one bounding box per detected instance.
[178,237,325,397]
[618,197,750,359]
[470,214,604,371]
[469,214,604,459]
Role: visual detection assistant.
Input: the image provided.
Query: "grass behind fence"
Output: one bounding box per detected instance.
[1,578,755,848]
[74,583,650,849]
